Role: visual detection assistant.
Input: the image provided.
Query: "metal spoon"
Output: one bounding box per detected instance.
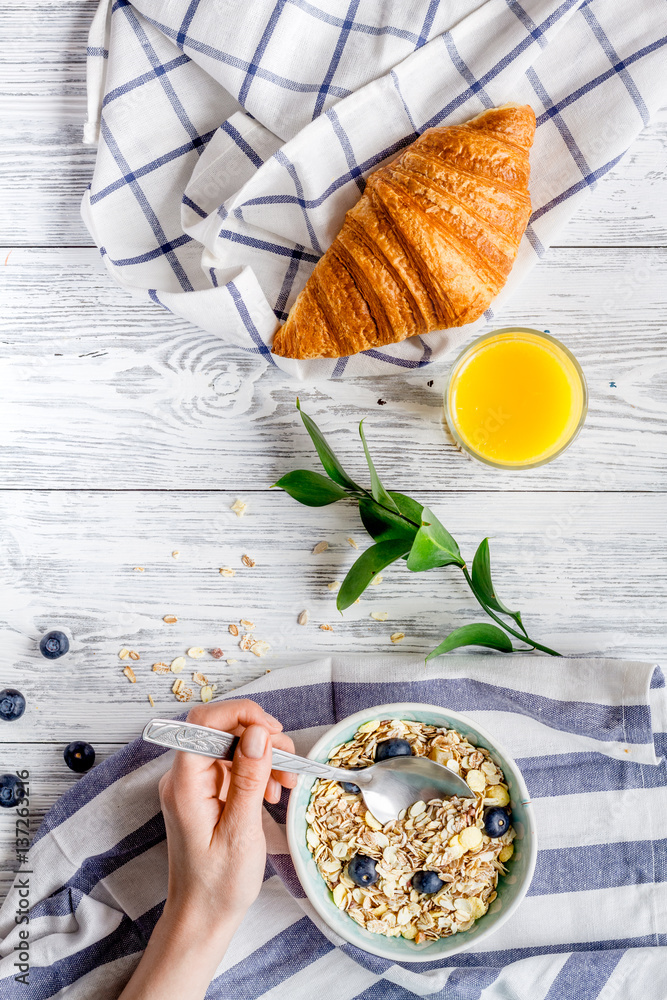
[142,718,474,824]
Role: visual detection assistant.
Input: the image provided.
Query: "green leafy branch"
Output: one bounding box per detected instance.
[273,402,560,659]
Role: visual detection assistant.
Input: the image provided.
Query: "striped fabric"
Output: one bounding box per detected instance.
[1,654,666,999]
[80,0,667,379]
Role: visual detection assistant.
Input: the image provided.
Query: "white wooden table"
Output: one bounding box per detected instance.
[0,2,666,905]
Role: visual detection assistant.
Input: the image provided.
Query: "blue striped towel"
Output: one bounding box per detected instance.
[81,0,667,379]
[1,654,666,998]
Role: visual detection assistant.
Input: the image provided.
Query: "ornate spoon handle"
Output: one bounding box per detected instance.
[142,718,360,782]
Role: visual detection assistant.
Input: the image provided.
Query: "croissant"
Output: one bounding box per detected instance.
[272,104,535,360]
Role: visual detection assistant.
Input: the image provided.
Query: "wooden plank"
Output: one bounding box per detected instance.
[0,0,666,247]
[1,246,665,491]
[0,489,665,748]
[0,743,117,899]
[1,97,666,248]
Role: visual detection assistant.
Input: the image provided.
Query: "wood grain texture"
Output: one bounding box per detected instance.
[1,0,666,914]
[1,246,665,491]
[0,1,666,247]
[0,489,665,746]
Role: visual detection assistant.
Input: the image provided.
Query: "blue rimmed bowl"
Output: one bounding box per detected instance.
[286,702,536,962]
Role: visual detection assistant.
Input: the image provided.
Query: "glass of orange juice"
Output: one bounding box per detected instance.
[445,328,587,469]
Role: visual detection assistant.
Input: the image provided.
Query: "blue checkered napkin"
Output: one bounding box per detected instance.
[81,0,667,379]
[1,655,666,999]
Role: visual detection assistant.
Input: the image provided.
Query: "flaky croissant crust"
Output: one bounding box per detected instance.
[272,105,536,361]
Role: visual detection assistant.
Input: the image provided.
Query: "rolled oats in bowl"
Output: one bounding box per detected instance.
[305,717,515,943]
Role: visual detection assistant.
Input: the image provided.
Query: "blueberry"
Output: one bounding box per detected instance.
[64,741,96,773]
[0,689,26,722]
[347,854,378,887]
[412,870,445,894]
[339,766,364,794]
[375,738,412,762]
[484,807,511,838]
[0,774,25,809]
[39,630,70,659]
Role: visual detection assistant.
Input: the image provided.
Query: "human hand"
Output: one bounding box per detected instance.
[118,699,296,1000]
[158,698,297,933]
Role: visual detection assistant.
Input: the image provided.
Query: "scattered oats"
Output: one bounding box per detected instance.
[133,567,145,572]
[370,611,388,621]
[250,639,271,657]
[390,631,405,644]
[327,581,341,592]
[200,685,214,703]
[319,624,333,631]
[333,883,349,909]
[228,623,239,636]
[231,499,247,517]
[226,658,238,665]
[118,648,130,660]
[239,619,255,630]
[123,665,137,683]
[175,686,193,703]
[187,647,206,659]
[170,657,187,673]
[370,575,383,586]
[210,647,224,659]
[312,541,328,555]
[239,633,254,652]
[172,551,180,559]
[298,610,309,626]
[307,716,515,942]
[128,650,140,661]
[346,537,358,549]
[219,567,235,577]
[172,678,184,695]
[192,671,210,687]
[163,615,178,624]
[241,554,255,568]
[148,694,155,708]
[152,662,171,674]
[466,769,486,793]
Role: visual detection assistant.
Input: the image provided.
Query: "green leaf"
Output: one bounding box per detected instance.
[406,506,464,572]
[426,623,514,660]
[471,538,526,637]
[358,421,399,512]
[358,497,419,544]
[296,400,362,493]
[337,538,412,611]
[272,470,349,507]
[388,491,423,525]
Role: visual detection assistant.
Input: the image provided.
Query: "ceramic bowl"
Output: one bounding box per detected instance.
[286,702,536,962]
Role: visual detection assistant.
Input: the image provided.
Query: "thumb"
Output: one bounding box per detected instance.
[224,725,273,825]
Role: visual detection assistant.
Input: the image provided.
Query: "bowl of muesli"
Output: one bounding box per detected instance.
[286,703,536,961]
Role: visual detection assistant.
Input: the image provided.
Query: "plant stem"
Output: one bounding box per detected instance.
[461,566,560,656]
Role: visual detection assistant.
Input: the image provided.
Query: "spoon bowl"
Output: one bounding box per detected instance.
[141,718,473,823]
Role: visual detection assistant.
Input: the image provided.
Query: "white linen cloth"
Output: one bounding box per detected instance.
[81,1,667,378]
[0,654,666,999]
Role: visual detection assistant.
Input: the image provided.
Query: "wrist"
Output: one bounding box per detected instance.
[160,898,242,954]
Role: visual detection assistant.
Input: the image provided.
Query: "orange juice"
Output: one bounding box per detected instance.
[445,329,587,468]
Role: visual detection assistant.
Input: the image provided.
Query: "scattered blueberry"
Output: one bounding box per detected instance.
[375,738,412,762]
[412,870,445,894]
[64,741,96,773]
[347,854,378,887]
[0,689,26,722]
[39,630,70,659]
[0,774,25,809]
[377,398,387,406]
[484,807,511,838]
[339,767,364,794]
